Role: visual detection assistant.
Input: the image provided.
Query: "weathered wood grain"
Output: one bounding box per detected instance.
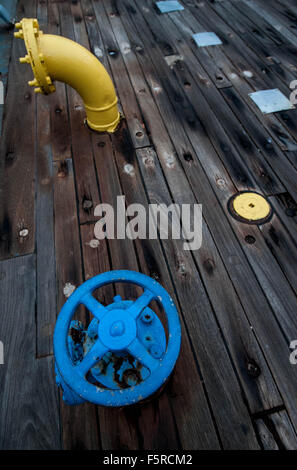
[110,131,220,449]
[269,193,297,242]
[0,255,60,449]
[2,0,297,450]
[0,0,36,260]
[188,0,297,144]
[53,156,100,450]
[256,410,297,450]
[0,0,17,133]
[91,126,181,450]
[35,0,56,358]
[106,0,283,417]
[91,0,150,149]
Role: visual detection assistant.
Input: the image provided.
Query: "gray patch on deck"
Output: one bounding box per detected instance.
[193,32,222,47]
[249,89,295,114]
[156,1,184,13]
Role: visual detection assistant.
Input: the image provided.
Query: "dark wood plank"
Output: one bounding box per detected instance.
[212,0,296,84]
[105,0,283,416]
[259,214,297,296]
[48,1,72,164]
[0,255,60,449]
[0,0,17,133]
[269,193,297,242]
[89,0,150,149]
[177,0,297,156]
[0,0,37,260]
[53,157,101,450]
[135,146,259,449]
[116,0,297,433]
[256,410,297,450]
[90,127,182,450]
[58,1,100,225]
[221,86,297,201]
[109,131,220,449]
[82,7,262,440]
[139,0,285,196]
[35,0,56,358]
[245,0,297,46]
[189,0,297,144]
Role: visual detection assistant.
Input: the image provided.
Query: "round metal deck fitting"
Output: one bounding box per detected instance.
[228,191,273,225]
[14,18,55,95]
[54,270,181,407]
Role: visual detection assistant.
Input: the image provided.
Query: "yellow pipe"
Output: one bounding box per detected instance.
[14,18,121,132]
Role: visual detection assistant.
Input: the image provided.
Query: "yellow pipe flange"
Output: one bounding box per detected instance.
[228,191,273,225]
[15,18,55,94]
[14,18,121,133]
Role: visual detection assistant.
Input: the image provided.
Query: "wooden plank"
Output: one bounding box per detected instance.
[221,86,297,201]
[0,255,60,449]
[88,0,150,150]
[259,214,297,297]
[90,127,181,450]
[117,0,297,433]
[0,0,37,260]
[58,5,177,450]
[256,410,297,450]
[269,193,297,242]
[134,147,259,449]
[179,0,297,154]
[48,1,72,164]
[189,0,297,145]
[276,0,297,17]
[35,0,56,358]
[139,0,285,196]
[243,0,297,46]
[181,1,297,151]
[58,1,100,225]
[108,133,220,449]
[212,0,297,86]
[197,0,297,145]
[86,6,261,441]
[53,157,100,450]
[0,0,17,133]
[106,0,283,417]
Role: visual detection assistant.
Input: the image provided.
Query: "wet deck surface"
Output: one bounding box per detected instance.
[1,0,297,450]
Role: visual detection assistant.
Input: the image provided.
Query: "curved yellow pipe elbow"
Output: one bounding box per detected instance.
[15,18,120,133]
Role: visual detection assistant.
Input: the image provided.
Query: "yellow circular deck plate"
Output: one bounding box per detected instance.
[232,193,271,221]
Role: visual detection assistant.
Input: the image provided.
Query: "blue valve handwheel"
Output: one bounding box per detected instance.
[54,270,181,407]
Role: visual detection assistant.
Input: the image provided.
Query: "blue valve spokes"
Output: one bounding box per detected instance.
[75,338,108,376]
[127,289,156,319]
[128,338,160,372]
[80,292,107,320]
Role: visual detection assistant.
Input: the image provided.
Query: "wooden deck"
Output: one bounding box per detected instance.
[1,0,297,450]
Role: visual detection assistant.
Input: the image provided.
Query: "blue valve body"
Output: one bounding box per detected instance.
[54,270,181,407]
